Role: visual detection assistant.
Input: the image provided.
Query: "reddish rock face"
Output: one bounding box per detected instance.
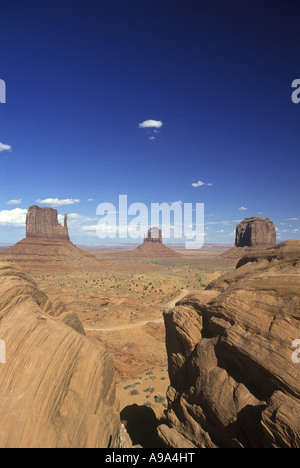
[235,217,276,248]
[144,227,163,244]
[158,241,300,448]
[26,205,70,240]
[0,261,126,448]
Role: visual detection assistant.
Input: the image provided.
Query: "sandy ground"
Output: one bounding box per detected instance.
[28,249,235,421]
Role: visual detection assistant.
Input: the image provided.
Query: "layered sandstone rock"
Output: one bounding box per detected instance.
[0,206,102,271]
[144,227,163,244]
[158,241,300,448]
[0,261,129,448]
[132,228,182,258]
[26,205,70,240]
[235,217,276,248]
[222,217,277,260]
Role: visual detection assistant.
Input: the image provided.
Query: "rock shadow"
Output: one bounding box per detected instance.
[120,404,164,448]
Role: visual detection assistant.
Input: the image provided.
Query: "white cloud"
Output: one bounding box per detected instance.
[173,201,183,206]
[0,142,11,152]
[80,225,98,232]
[0,208,27,226]
[286,218,299,221]
[7,199,22,206]
[192,181,213,188]
[88,198,95,202]
[148,136,156,140]
[139,119,163,129]
[68,213,98,223]
[238,206,248,211]
[207,219,241,226]
[36,198,80,207]
[65,213,99,237]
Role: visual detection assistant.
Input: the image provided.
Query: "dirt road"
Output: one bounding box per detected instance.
[84,289,189,332]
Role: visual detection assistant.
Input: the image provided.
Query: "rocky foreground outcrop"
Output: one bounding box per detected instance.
[0,262,129,448]
[158,241,300,448]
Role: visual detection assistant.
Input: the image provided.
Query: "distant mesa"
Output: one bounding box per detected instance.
[223,216,277,259]
[132,227,182,258]
[0,205,102,271]
[235,217,276,248]
[144,227,163,244]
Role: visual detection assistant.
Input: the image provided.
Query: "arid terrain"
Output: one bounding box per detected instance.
[28,248,235,420]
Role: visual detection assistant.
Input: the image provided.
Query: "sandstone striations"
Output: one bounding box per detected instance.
[0,261,130,448]
[222,217,276,260]
[158,240,300,448]
[235,217,276,248]
[26,205,70,240]
[0,206,102,271]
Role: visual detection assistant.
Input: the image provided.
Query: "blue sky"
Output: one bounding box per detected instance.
[0,0,300,245]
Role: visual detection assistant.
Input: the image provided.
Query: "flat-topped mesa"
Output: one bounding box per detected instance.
[144,227,163,244]
[26,205,70,241]
[235,216,276,248]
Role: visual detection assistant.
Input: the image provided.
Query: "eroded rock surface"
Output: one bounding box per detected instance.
[222,216,277,260]
[235,217,276,248]
[0,205,102,271]
[26,205,70,240]
[158,241,300,448]
[0,262,128,448]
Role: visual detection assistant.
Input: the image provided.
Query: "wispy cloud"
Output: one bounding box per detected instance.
[36,198,80,207]
[139,119,163,129]
[173,201,183,206]
[192,180,213,188]
[7,199,22,206]
[238,206,248,211]
[207,219,241,226]
[286,217,299,221]
[0,142,12,152]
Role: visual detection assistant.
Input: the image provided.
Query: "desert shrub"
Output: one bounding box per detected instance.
[154,393,166,403]
[143,386,155,393]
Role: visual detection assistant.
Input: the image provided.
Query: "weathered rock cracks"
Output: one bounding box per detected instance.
[222,216,277,260]
[158,241,300,448]
[235,217,276,248]
[0,262,130,448]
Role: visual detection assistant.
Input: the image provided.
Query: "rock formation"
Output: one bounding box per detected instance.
[26,205,70,240]
[222,217,276,260]
[144,227,163,244]
[0,206,102,271]
[0,261,131,448]
[132,228,182,258]
[158,240,300,448]
[235,217,276,248]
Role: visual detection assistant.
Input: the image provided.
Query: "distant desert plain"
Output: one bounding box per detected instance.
[27,246,235,422]
[1,207,299,448]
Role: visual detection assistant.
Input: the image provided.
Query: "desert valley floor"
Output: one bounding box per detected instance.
[25,248,234,424]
